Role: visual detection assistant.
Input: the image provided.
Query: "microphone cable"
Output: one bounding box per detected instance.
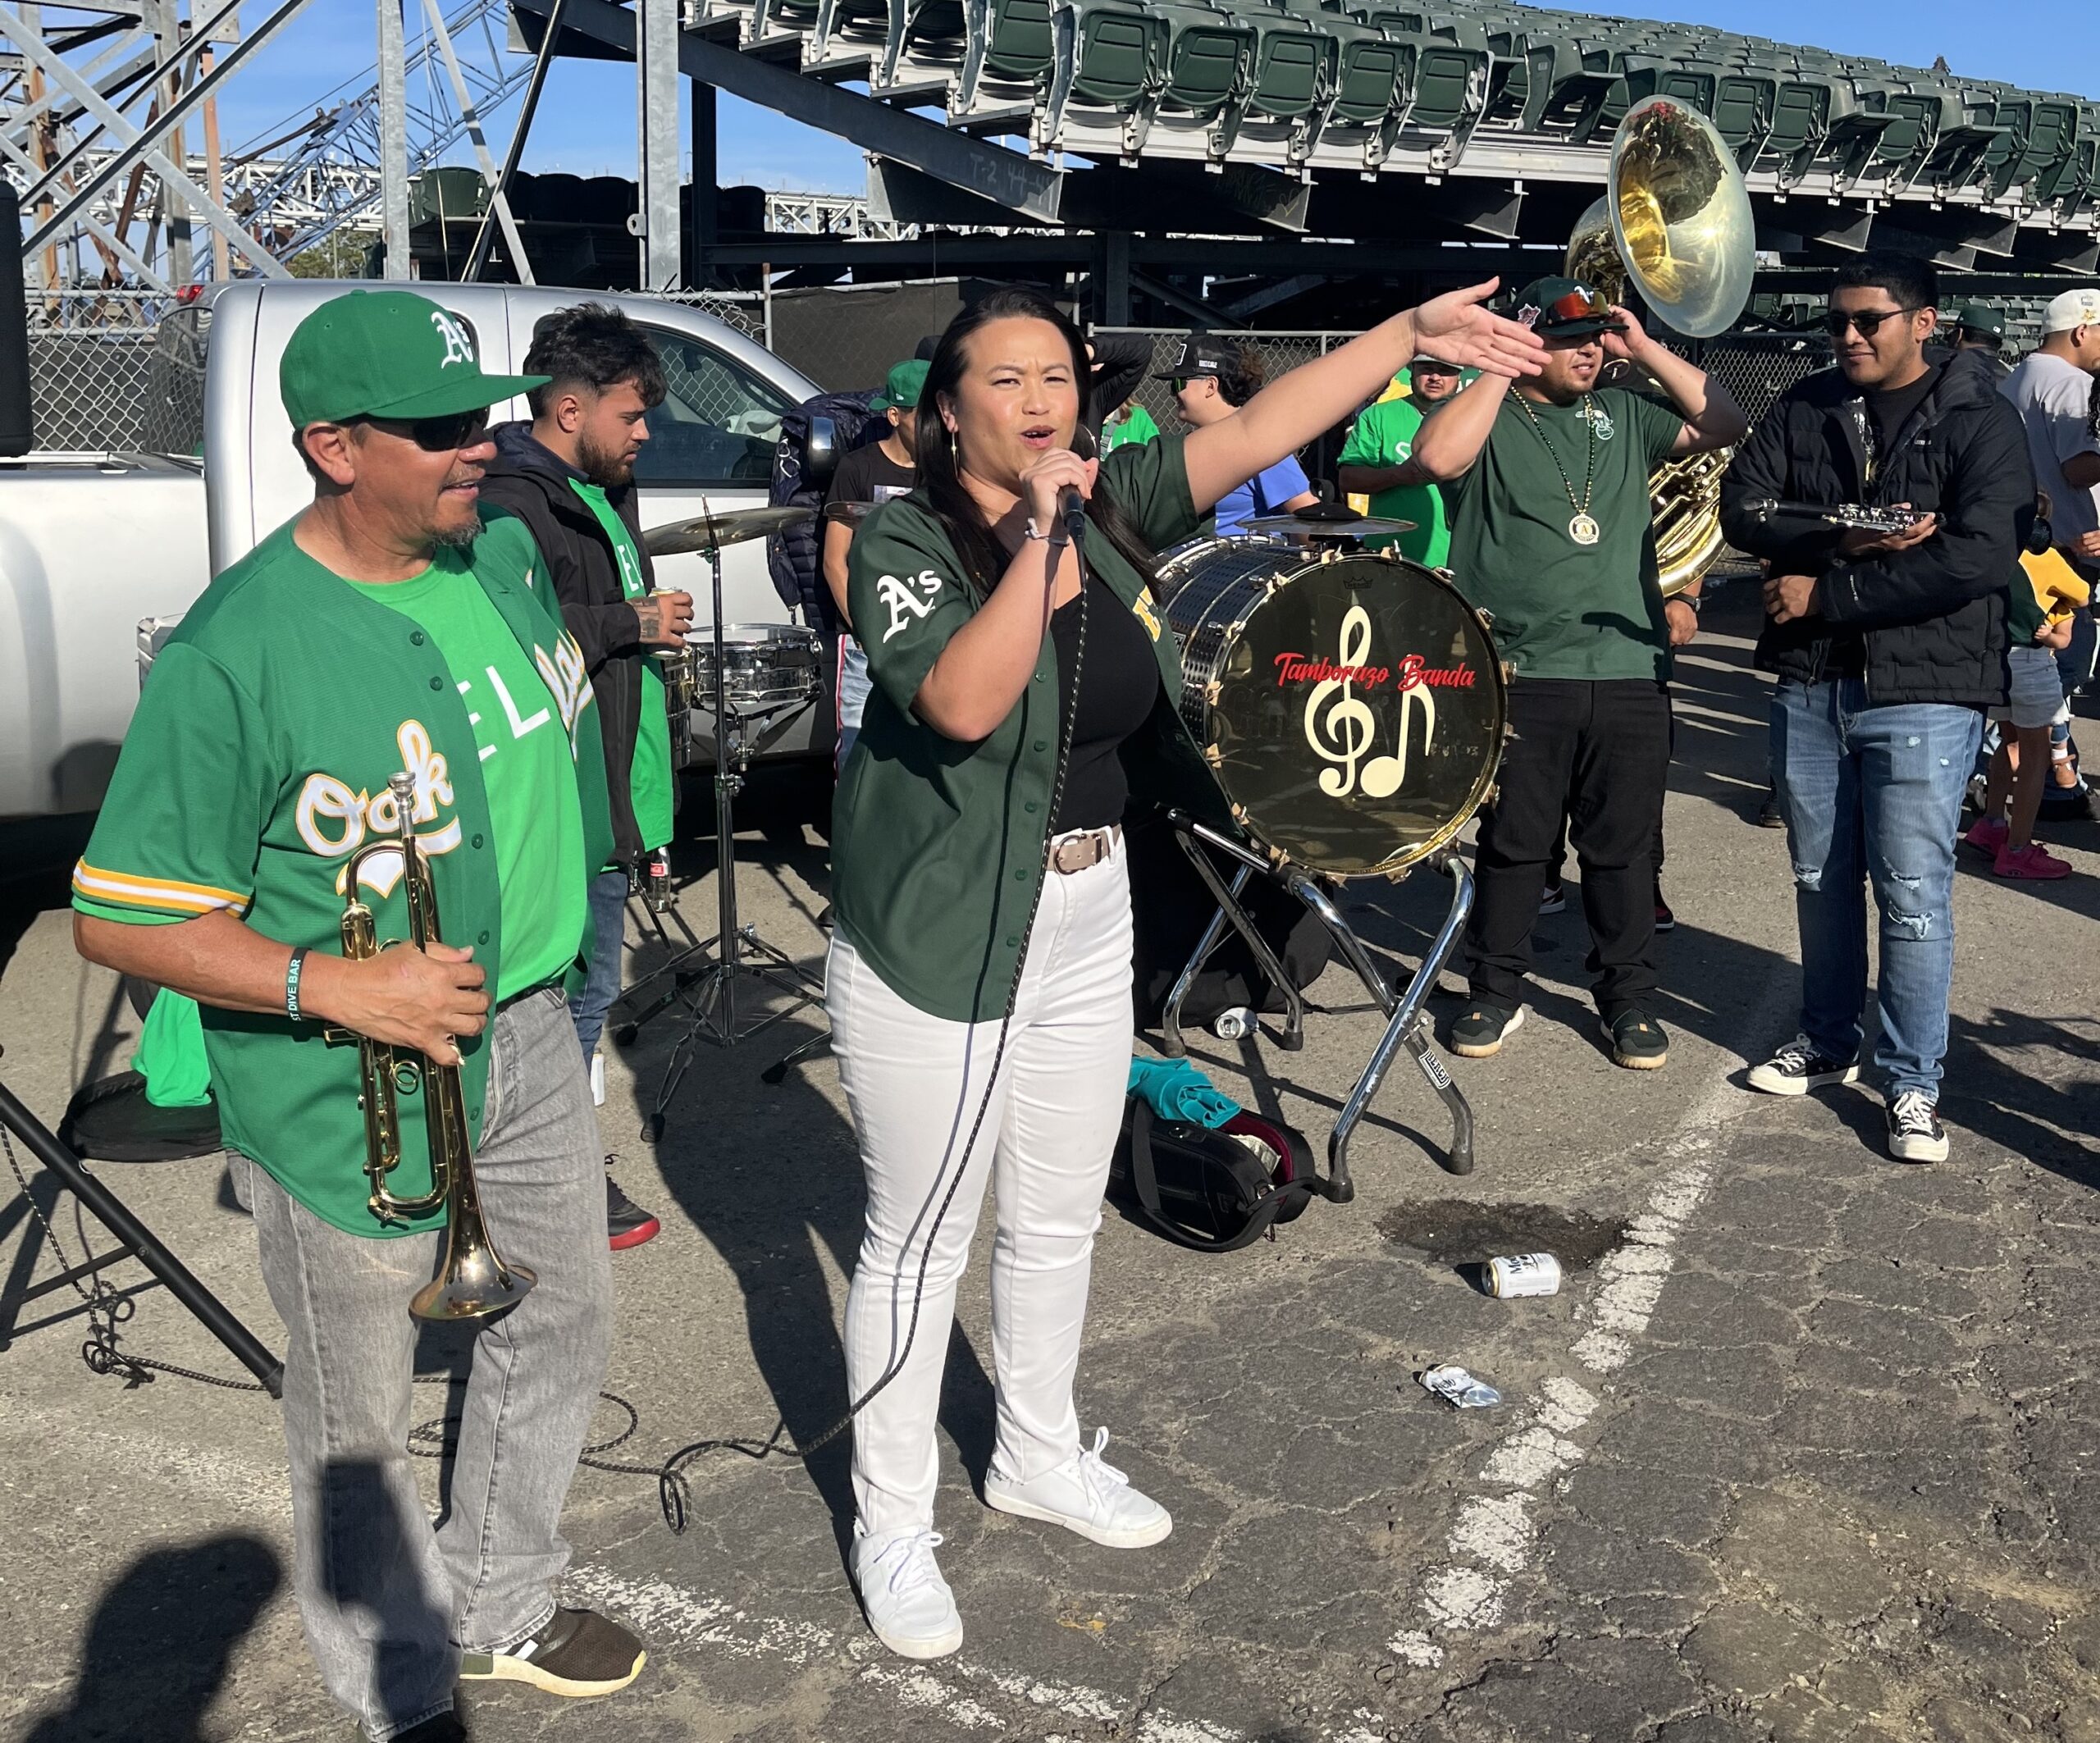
[646,495,1092,1531]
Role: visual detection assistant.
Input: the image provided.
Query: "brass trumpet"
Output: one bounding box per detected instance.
[329,771,536,1321]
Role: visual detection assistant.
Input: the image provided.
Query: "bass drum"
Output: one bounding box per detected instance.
[1161,543,1506,878]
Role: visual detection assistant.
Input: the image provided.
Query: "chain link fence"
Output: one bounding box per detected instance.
[26,290,176,452]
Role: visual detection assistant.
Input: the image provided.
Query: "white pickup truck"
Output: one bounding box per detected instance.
[0,278,827,824]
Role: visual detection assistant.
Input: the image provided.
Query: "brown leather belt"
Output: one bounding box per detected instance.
[1049,824,1121,875]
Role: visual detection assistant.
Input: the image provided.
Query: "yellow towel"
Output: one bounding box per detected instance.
[2020,547,2092,623]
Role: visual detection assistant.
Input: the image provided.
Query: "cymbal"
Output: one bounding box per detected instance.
[1245,513,1418,539]
[642,504,815,556]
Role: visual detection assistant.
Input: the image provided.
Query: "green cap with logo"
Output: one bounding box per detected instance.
[870,358,929,414]
[280,290,547,430]
[1513,275,1625,340]
[1951,302,2004,339]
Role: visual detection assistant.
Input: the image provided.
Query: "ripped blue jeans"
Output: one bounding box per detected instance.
[1770,679,1982,1099]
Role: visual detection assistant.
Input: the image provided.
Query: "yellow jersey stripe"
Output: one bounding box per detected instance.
[71,860,249,915]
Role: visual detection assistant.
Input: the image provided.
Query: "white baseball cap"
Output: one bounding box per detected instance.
[2043,288,2100,332]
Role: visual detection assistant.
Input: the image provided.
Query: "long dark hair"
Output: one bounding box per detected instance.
[915,287,1157,594]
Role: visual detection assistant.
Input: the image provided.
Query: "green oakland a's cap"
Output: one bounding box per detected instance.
[280,290,547,429]
[870,358,929,413]
[1952,302,2004,339]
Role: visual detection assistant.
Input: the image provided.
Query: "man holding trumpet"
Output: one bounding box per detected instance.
[71,290,647,1741]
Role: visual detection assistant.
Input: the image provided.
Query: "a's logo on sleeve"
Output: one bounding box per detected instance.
[877,570,945,642]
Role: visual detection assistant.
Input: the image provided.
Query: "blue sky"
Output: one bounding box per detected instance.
[210,0,2097,200]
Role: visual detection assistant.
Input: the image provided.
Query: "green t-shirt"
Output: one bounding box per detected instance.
[346,554,587,1001]
[135,989,212,1109]
[1337,395,1450,568]
[1103,404,1160,453]
[568,479,674,853]
[1446,386,1684,681]
[71,513,611,1237]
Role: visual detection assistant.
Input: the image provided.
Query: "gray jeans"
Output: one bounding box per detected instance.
[233,988,614,1741]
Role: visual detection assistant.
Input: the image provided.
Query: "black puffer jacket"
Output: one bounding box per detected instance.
[1719,349,2030,706]
[480,421,660,865]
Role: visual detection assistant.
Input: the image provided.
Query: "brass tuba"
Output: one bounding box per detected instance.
[1567,95,1756,595]
[329,771,537,1321]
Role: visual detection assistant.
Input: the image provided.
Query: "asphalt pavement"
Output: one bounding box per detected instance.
[2,583,2097,1743]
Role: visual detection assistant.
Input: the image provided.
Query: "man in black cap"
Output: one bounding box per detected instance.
[1413,275,1749,1070]
[1161,335,1319,532]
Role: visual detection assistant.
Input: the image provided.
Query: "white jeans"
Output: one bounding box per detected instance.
[829,837,1134,1536]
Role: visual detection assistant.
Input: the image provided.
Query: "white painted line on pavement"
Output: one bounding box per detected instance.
[567,1563,1251,1739]
[1387,1067,1742,1667]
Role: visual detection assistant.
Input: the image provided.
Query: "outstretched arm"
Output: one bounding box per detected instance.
[1182,281,1545,513]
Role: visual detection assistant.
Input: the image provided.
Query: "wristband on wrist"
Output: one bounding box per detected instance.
[1024,519,1070,546]
[285,947,309,1022]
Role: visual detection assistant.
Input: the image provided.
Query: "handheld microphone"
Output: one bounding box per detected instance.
[1059,484,1087,544]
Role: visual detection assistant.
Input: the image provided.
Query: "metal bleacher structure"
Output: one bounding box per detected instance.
[513,0,2100,319]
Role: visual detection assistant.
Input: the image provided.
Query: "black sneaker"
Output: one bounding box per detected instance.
[1654,896,1675,933]
[460,1606,646,1697]
[1746,1036,1861,1097]
[1887,1090,1948,1164]
[1450,1002,1524,1058]
[1756,789,1786,829]
[1601,1009,1669,1070]
[607,1170,661,1252]
[392,1715,468,1743]
[1538,882,1567,915]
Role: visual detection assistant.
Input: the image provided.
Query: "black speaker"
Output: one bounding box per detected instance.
[0,180,32,457]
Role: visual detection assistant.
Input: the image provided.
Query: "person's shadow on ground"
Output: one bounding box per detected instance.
[22,1532,282,1743]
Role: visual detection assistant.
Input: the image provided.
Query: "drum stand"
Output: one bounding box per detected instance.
[1157,813,1477,1188]
[636,541,823,1143]
[0,1064,283,1396]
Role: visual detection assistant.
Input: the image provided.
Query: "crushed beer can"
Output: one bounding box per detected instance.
[1418,1364,1502,1409]
[1485,1252,1563,1298]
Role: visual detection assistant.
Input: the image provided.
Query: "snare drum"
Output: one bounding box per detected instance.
[1160,542,1505,878]
[673,623,823,717]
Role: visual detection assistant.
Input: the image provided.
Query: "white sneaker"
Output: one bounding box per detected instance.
[589,1051,605,1108]
[984,1427,1173,1549]
[851,1526,963,1659]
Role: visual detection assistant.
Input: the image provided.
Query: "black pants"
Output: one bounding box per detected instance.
[1463,677,1673,1018]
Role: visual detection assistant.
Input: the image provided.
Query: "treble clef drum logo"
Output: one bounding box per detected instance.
[1303,605,1436,801]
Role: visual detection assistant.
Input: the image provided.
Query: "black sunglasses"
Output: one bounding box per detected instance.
[1821,306,1920,339]
[357,407,492,452]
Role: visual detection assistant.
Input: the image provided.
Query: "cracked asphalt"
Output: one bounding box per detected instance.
[2,583,2098,1743]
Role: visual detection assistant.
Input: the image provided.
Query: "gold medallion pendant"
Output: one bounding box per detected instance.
[1568,512,1601,546]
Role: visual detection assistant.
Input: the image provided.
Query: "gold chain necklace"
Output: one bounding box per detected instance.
[1515,391,1601,545]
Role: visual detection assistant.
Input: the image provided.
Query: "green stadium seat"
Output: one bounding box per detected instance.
[956,0,1053,106]
[1291,0,1413,166]
[2012,95,2081,205]
[1043,0,1169,153]
[1208,2,1337,159]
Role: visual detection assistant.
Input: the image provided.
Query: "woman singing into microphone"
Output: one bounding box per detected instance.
[829,283,1543,1660]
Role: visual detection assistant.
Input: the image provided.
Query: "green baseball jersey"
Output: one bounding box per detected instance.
[1336,395,1450,568]
[833,433,1231,1023]
[568,478,674,853]
[345,558,587,1000]
[1445,386,1684,681]
[72,511,612,1238]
